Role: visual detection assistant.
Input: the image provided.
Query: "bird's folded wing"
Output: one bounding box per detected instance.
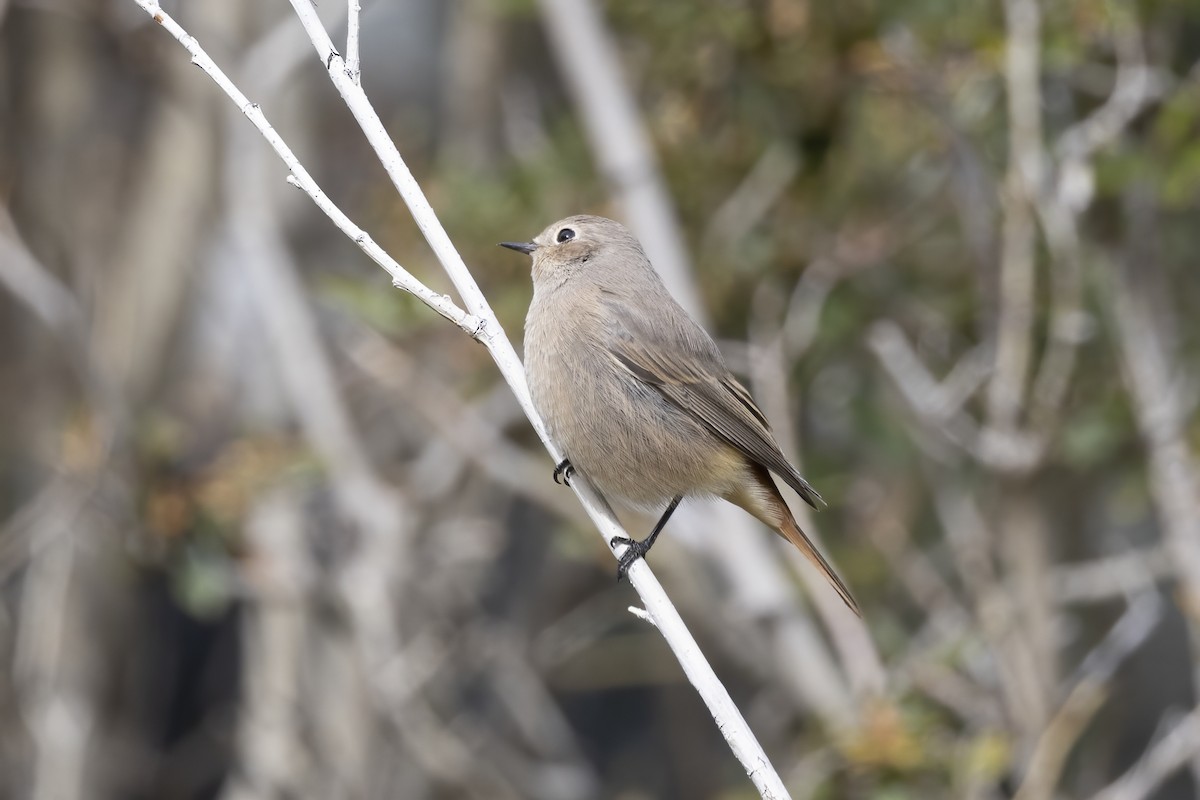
[609,340,824,509]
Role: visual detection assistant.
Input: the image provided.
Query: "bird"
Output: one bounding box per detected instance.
[501,215,859,615]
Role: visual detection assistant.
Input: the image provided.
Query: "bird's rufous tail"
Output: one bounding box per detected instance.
[777,512,862,617]
[726,464,862,617]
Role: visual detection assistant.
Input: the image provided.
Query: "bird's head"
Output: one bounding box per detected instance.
[500,214,642,288]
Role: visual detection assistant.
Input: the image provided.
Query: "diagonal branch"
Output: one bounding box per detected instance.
[133,3,793,796]
[345,0,361,83]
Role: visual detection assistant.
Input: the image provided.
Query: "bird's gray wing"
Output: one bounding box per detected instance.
[607,328,824,509]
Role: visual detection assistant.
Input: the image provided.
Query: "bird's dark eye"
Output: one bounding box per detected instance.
[556,228,576,243]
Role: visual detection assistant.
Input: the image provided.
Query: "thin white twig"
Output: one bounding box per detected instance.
[132,2,480,339]
[284,0,535,411]
[345,0,361,83]
[627,606,656,626]
[133,3,793,797]
[279,176,479,337]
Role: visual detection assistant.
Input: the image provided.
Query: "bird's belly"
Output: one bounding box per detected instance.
[529,342,742,508]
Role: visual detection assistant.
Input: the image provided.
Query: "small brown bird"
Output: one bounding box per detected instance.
[502,215,859,615]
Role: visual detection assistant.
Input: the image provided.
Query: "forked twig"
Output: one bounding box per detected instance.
[131,2,793,796]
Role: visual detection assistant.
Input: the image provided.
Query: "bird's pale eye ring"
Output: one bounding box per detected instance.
[556,228,576,243]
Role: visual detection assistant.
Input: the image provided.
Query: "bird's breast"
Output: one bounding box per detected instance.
[524,291,741,507]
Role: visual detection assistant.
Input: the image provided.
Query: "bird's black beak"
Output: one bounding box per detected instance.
[499,241,537,255]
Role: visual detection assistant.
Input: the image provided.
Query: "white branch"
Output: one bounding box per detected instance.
[627,606,656,626]
[131,2,480,340]
[133,3,793,797]
[345,0,361,83]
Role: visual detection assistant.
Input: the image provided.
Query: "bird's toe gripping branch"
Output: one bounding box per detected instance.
[553,458,575,486]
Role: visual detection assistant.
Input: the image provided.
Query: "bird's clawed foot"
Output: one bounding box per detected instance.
[608,495,681,583]
[608,535,653,582]
[553,458,575,486]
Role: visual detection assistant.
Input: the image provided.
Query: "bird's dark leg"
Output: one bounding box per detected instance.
[552,458,575,486]
[610,495,683,582]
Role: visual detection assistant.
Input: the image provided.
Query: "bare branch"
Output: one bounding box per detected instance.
[1092,706,1200,800]
[1103,248,1200,790]
[0,210,82,333]
[780,259,841,361]
[1105,245,1200,606]
[704,142,801,254]
[930,479,1051,738]
[345,0,361,83]
[132,2,482,339]
[987,0,1044,432]
[867,320,1043,471]
[1028,6,1161,437]
[1015,682,1107,800]
[1052,546,1170,605]
[0,210,123,450]
[134,3,795,795]
[1015,593,1164,800]
[1056,16,1161,172]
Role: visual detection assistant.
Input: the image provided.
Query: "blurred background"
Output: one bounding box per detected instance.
[2,0,1200,798]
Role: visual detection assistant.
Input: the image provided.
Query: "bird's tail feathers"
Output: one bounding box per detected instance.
[779,464,825,509]
[727,464,860,617]
[778,513,861,618]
